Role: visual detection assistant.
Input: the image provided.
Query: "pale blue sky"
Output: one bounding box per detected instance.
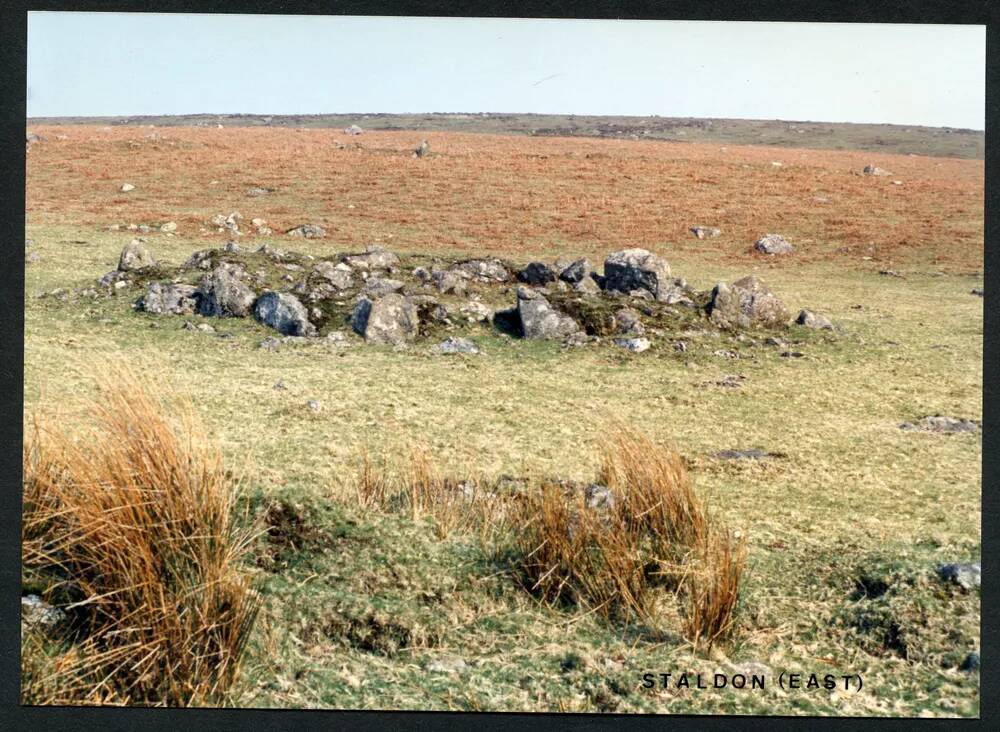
[27,13,985,129]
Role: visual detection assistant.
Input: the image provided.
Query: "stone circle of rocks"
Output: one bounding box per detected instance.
[96,238,836,349]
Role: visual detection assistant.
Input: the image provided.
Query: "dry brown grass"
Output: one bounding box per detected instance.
[25,126,983,270]
[21,365,261,706]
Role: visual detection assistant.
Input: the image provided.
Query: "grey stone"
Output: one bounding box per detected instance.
[585,484,615,510]
[118,239,156,271]
[937,563,981,590]
[246,186,274,197]
[603,248,672,300]
[780,351,805,358]
[120,182,136,192]
[313,261,355,290]
[796,309,835,330]
[424,656,467,674]
[198,265,257,317]
[286,223,327,239]
[559,258,591,284]
[343,244,400,270]
[160,221,177,233]
[900,416,981,434]
[863,165,890,176]
[459,300,493,323]
[960,652,980,671]
[345,124,364,135]
[451,258,509,282]
[432,270,467,295]
[690,226,721,239]
[26,251,41,264]
[516,286,581,339]
[573,276,601,296]
[517,262,557,286]
[254,292,317,337]
[351,293,419,345]
[434,337,479,354]
[708,275,790,329]
[715,449,772,460]
[184,249,215,269]
[306,399,322,413]
[615,337,650,353]
[259,336,282,351]
[753,234,793,255]
[21,595,66,632]
[614,308,645,335]
[364,277,405,297]
[136,282,198,315]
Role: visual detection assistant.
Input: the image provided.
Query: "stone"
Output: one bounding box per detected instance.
[246,186,274,197]
[863,165,890,176]
[364,277,405,297]
[326,331,350,347]
[345,124,364,135]
[971,289,984,297]
[254,292,317,337]
[780,351,805,358]
[434,337,479,354]
[21,595,66,632]
[120,183,136,192]
[343,244,400,270]
[960,652,980,671]
[26,132,41,143]
[118,239,156,271]
[796,309,834,330]
[412,266,432,283]
[584,484,615,510]
[613,308,645,335]
[459,300,493,323]
[224,241,242,254]
[197,265,257,317]
[273,379,287,390]
[424,656,467,674]
[900,416,980,434]
[257,243,286,260]
[313,261,354,290]
[937,563,981,591]
[432,270,467,295]
[306,399,322,413]
[708,275,790,329]
[517,262,557,286]
[603,248,672,300]
[196,323,215,333]
[97,270,130,288]
[351,293,419,345]
[753,234,793,255]
[259,336,282,351]
[450,258,509,282]
[615,337,650,353]
[573,276,602,296]
[516,286,581,339]
[286,223,326,239]
[160,221,177,233]
[690,226,721,239]
[26,251,41,264]
[136,282,198,315]
[879,270,905,279]
[559,258,591,284]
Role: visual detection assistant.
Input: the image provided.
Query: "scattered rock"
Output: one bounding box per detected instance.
[690,226,721,240]
[364,277,405,297]
[603,248,672,301]
[432,270,467,295]
[259,336,282,351]
[451,258,509,282]
[863,165,890,176]
[900,416,980,434]
[558,258,591,284]
[779,351,805,358]
[517,262,557,286]
[959,652,980,671]
[246,186,274,197]
[459,300,493,323]
[713,349,739,359]
[21,595,66,632]
[286,223,327,239]
[343,244,400,270]
[753,234,793,255]
[585,484,614,510]
[345,124,364,135]
[937,563,981,591]
[117,239,156,271]
[413,140,430,158]
[434,337,479,354]
[796,309,834,330]
[26,132,41,143]
[351,293,419,345]
[160,221,177,233]
[136,282,198,315]
[257,243,287,260]
[573,276,602,296]
[313,261,354,290]
[879,270,905,279]
[613,308,645,335]
[198,265,257,317]
[306,399,322,413]
[615,337,650,353]
[254,292,317,337]
[273,379,287,391]
[517,286,581,339]
[424,656,467,674]
[708,275,790,329]
[120,183,136,192]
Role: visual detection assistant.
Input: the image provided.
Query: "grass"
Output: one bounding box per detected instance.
[22,126,982,716]
[21,364,261,706]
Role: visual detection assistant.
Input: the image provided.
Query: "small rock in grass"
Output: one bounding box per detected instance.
[615,337,650,353]
[273,379,287,391]
[434,337,479,354]
[21,595,67,632]
[900,416,980,434]
[690,226,721,240]
[715,448,772,460]
[971,289,984,297]
[306,400,322,413]
[937,563,981,591]
[753,234,793,255]
[780,350,805,358]
[959,652,980,671]
[259,336,282,351]
[120,182,136,192]
[796,309,834,330]
[424,656,467,674]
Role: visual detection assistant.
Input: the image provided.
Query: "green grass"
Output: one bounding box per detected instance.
[23,223,981,716]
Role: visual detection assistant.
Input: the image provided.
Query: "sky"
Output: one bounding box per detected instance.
[27,13,986,129]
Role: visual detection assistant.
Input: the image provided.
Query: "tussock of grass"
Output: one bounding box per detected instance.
[21,365,261,706]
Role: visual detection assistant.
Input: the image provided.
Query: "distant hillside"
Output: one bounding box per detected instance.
[26,112,984,159]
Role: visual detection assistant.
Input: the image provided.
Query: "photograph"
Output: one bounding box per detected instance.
[21,11,983,717]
